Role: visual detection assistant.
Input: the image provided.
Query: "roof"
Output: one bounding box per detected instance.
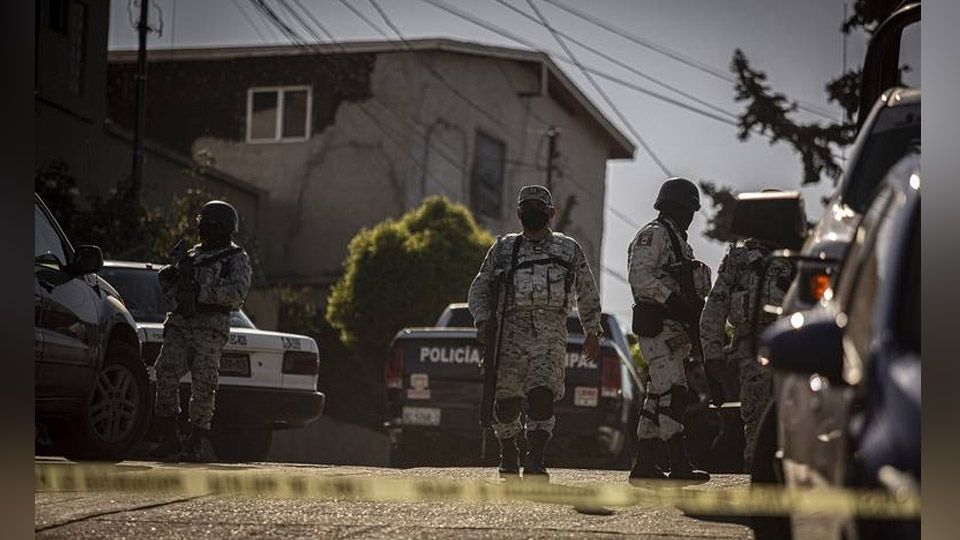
[107,38,635,159]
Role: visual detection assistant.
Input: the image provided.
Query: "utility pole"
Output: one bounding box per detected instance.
[130,0,150,203]
[544,126,559,190]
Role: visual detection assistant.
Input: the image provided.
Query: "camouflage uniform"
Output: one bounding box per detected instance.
[628,217,711,442]
[155,243,252,430]
[699,238,792,468]
[468,230,602,440]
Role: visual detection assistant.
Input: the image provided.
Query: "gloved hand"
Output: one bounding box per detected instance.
[476,319,494,350]
[157,265,179,285]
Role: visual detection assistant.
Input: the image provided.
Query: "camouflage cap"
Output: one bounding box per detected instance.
[517,185,553,206]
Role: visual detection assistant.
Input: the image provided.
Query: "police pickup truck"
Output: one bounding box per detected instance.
[385,304,641,469]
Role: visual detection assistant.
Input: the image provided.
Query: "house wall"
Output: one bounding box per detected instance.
[35,0,110,188]
[106,47,616,299]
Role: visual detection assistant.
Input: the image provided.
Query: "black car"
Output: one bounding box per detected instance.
[34,194,152,460]
[753,153,920,540]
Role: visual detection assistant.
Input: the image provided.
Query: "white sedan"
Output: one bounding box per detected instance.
[99,261,325,461]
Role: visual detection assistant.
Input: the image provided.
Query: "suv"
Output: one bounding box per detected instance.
[756,153,920,540]
[783,87,919,311]
[98,261,326,462]
[34,194,151,460]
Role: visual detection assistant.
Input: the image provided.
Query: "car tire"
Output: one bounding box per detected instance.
[210,429,273,462]
[750,399,792,540]
[57,341,152,461]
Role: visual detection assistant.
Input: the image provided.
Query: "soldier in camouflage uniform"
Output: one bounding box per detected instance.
[627,178,712,482]
[700,237,793,471]
[468,185,602,480]
[150,200,253,462]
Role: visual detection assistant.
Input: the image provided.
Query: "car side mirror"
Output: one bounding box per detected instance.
[70,245,104,275]
[731,191,808,250]
[759,308,844,382]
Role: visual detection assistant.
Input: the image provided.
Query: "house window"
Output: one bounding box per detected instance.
[470,131,506,219]
[246,86,312,143]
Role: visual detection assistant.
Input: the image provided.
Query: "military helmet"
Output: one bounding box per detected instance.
[198,200,239,233]
[654,177,700,211]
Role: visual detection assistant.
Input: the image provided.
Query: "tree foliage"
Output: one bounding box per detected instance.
[701,0,903,241]
[326,196,495,366]
[35,161,263,280]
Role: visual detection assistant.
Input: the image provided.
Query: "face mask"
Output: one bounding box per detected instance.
[198,221,229,247]
[520,208,550,231]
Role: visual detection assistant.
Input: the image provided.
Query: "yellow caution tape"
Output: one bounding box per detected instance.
[34,463,920,519]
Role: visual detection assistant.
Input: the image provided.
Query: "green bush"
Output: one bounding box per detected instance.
[326,196,495,368]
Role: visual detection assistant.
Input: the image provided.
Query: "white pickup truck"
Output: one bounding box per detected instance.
[99,261,325,462]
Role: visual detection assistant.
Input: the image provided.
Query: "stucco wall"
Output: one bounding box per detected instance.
[107,47,616,291]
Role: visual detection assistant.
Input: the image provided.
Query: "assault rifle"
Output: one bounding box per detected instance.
[478,237,522,458]
[167,238,197,317]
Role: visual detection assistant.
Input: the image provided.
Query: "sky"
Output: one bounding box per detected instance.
[108,0,909,324]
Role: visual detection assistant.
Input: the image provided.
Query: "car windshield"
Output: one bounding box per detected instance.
[99,266,255,328]
[841,102,920,213]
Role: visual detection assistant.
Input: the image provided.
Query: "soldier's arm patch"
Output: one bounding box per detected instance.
[638,233,653,246]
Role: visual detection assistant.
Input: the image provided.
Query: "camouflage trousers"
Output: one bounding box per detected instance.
[154,324,228,430]
[731,339,773,469]
[492,309,567,440]
[636,321,691,441]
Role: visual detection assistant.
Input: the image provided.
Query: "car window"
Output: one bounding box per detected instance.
[445,307,475,328]
[35,203,68,266]
[231,310,256,329]
[840,102,920,213]
[98,267,174,323]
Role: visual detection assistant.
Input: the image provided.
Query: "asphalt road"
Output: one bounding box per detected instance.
[35,459,755,539]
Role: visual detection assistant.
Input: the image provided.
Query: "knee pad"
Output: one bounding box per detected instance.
[494,398,522,424]
[527,386,554,421]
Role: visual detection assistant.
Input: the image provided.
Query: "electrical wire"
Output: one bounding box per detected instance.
[541,0,841,122]
[525,0,672,176]
[232,0,270,43]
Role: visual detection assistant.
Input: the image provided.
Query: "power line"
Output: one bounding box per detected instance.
[260,0,648,236]
[541,0,840,121]
[419,0,744,130]
[419,0,846,162]
[231,0,269,43]
[525,0,672,176]
[492,0,739,122]
[365,0,649,230]
[358,0,651,232]
[249,0,305,45]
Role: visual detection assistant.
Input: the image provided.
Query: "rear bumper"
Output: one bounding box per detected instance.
[181,384,325,430]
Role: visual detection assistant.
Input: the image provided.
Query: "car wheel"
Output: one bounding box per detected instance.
[750,400,792,540]
[58,341,152,461]
[211,429,273,462]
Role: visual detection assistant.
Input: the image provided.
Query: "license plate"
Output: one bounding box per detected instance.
[219,353,251,377]
[402,406,441,426]
[574,386,599,407]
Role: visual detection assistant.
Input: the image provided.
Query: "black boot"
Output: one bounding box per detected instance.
[523,430,550,481]
[498,437,521,478]
[178,423,209,463]
[628,438,669,484]
[666,434,710,482]
[148,415,181,461]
